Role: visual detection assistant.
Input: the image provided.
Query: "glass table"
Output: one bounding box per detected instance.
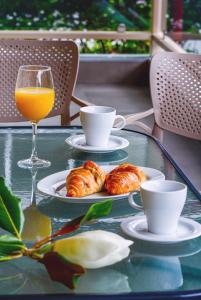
[0,126,201,299]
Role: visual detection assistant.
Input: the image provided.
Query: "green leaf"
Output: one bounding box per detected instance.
[36,243,53,255]
[33,200,113,249]
[0,177,24,238]
[0,254,22,262]
[0,235,25,257]
[40,252,85,289]
[80,200,113,224]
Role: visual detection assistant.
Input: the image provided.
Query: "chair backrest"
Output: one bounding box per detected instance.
[150,52,201,140]
[0,39,78,124]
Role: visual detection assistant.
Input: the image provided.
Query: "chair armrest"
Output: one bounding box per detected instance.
[71,95,94,107]
[70,95,95,122]
[130,121,153,134]
[120,108,154,134]
[124,108,154,123]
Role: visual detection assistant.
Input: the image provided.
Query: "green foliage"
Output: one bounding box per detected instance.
[0,0,151,53]
[36,243,53,255]
[0,0,151,31]
[0,177,24,238]
[81,199,113,224]
[80,39,150,54]
[0,235,25,257]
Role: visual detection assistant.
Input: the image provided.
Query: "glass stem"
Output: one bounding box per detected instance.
[31,122,38,162]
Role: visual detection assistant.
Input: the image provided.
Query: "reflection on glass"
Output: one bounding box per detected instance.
[70,149,128,165]
[22,169,51,242]
[38,192,134,221]
[127,239,201,292]
[76,268,131,294]
[0,264,25,295]
[131,255,183,291]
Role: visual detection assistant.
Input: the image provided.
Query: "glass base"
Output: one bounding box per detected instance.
[17,158,51,169]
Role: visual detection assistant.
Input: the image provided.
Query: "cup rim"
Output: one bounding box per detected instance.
[140,180,187,194]
[80,106,116,114]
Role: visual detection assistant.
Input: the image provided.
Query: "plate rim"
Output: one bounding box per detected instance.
[37,165,165,203]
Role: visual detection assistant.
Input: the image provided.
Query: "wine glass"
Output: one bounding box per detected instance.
[15,65,55,169]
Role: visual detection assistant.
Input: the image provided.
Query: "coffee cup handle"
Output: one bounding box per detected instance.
[112,115,126,131]
[128,192,143,210]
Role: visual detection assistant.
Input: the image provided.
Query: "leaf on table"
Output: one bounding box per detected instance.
[40,251,85,289]
[0,235,25,257]
[34,200,112,249]
[0,254,22,262]
[0,235,25,262]
[0,177,24,238]
[35,243,53,255]
[80,199,113,224]
[55,200,112,237]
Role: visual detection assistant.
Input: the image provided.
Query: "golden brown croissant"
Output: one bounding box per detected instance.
[105,163,146,195]
[115,163,146,184]
[66,160,106,197]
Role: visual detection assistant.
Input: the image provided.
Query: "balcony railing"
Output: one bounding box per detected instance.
[0,0,186,54]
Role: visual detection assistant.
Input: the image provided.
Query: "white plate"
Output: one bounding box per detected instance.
[121,215,201,244]
[37,165,165,203]
[65,134,129,153]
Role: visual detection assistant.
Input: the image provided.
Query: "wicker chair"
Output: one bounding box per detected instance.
[0,39,92,125]
[123,52,201,141]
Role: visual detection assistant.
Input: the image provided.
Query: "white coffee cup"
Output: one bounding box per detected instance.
[80,106,126,147]
[128,180,187,235]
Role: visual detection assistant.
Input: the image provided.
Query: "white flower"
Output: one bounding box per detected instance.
[53,230,133,269]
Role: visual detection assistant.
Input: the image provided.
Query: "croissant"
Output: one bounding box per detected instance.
[113,163,147,184]
[66,160,106,197]
[105,163,146,195]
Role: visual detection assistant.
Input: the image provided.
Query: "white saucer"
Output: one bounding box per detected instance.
[121,216,201,244]
[65,134,129,153]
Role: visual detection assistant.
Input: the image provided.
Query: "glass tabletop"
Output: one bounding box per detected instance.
[0,126,201,299]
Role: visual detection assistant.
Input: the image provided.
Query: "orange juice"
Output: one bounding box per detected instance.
[15,87,55,123]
